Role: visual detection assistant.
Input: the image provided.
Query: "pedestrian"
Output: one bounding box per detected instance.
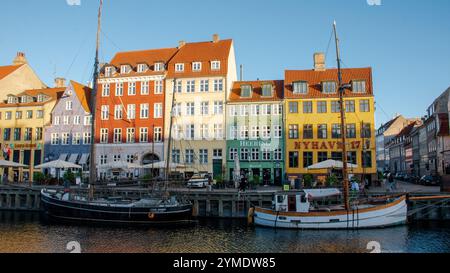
[2,172,7,185]
[388,173,395,192]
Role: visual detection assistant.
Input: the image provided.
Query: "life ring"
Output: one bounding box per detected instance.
[148,213,155,219]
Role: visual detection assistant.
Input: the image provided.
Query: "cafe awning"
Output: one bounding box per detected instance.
[68,154,78,164]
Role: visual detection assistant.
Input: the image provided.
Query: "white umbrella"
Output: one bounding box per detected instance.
[0,159,28,168]
[35,159,82,169]
[142,161,185,169]
[97,161,143,170]
[307,159,358,170]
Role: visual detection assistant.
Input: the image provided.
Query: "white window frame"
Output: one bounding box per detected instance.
[211,61,221,70]
[140,104,149,119]
[141,81,150,95]
[154,103,162,118]
[192,62,202,71]
[175,63,184,72]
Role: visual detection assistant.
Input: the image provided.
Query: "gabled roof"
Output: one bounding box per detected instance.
[284,67,373,99]
[397,122,418,138]
[229,80,284,103]
[0,64,23,80]
[167,39,233,78]
[0,86,65,107]
[70,80,92,113]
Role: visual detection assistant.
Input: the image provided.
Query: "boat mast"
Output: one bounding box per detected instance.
[333,21,350,211]
[88,0,103,185]
[165,79,177,190]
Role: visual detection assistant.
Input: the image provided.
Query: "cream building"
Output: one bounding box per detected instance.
[164,35,237,179]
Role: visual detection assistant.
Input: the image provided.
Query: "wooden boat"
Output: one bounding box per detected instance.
[249,189,408,229]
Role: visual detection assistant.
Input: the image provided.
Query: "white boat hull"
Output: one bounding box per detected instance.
[254,196,408,229]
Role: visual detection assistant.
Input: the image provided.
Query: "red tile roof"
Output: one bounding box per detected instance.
[0,64,23,80]
[71,80,92,113]
[284,67,373,99]
[229,80,284,102]
[167,39,233,78]
[0,87,66,107]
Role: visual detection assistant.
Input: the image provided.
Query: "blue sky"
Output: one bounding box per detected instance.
[1,0,449,127]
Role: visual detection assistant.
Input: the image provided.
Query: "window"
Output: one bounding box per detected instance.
[362,151,372,168]
[348,152,357,165]
[63,116,69,125]
[84,116,92,126]
[332,124,342,139]
[303,152,313,168]
[186,124,195,139]
[261,149,271,161]
[66,101,73,110]
[250,105,260,116]
[137,64,147,73]
[352,80,366,93]
[303,124,313,139]
[251,126,259,139]
[73,116,80,125]
[241,85,252,98]
[16,111,22,119]
[175,63,184,72]
[113,129,122,143]
[113,155,121,162]
[24,128,32,141]
[175,80,182,93]
[154,103,162,118]
[289,152,299,168]
[53,116,60,125]
[115,83,123,96]
[101,105,109,120]
[200,102,209,116]
[322,81,337,93]
[274,125,282,138]
[240,126,249,139]
[261,126,271,139]
[318,124,327,139]
[360,100,370,112]
[214,124,223,139]
[200,80,209,92]
[293,81,308,94]
[126,128,135,143]
[141,81,150,95]
[273,104,282,115]
[192,62,202,71]
[172,150,180,164]
[317,101,327,113]
[185,149,194,164]
[211,61,220,70]
[61,133,70,145]
[120,65,131,74]
[318,152,328,162]
[154,80,163,94]
[229,148,238,160]
[214,79,223,92]
[347,124,356,138]
[186,80,195,93]
[274,149,282,161]
[261,104,271,115]
[214,101,223,115]
[361,123,372,138]
[200,124,209,139]
[83,132,91,144]
[51,133,59,145]
[126,155,135,163]
[331,152,343,161]
[140,128,148,143]
[289,125,299,139]
[199,149,208,164]
[240,105,249,116]
[102,84,110,97]
[251,148,260,161]
[213,149,223,159]
[35,127,43,141]
[100,155,108,165]
[303,101,312,113]
[262,84,273,97]
[154,62,164,72]
[72,133,81,145]
[140,104,149,119]
[114,105,123,120]
[289,102,298,113]
[100,129,108,144]
[26,110,33,119]
[345,100,355,113]
[105,66,114,77]
[186,102,195,116]
[128,82,136,95]
[241,148,249,160]
[36,110,44,119]
[331,101,341,113]
[127,104,136,120]
[154,127,162,142]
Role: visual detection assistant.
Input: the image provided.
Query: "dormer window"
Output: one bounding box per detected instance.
[352,80,366,93]
[154,62,164,72]
[37,94,46,102]
[192,62,202,72]
[105,66,114,77]
[137,64,148,73]
[211,61,220,70]
[261,84,273,97]
[293,81,308,94]
[7,96,17,104]
[120,65,131,74]
[322,81,337,94]
[175,63,184,72]
[21,96,29,103]
[240,85,252,98]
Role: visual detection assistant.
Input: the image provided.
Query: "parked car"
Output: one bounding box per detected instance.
[419,175,441,186]
[187,175,209,188]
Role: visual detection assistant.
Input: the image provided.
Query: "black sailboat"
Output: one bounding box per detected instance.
[40,0,193,226]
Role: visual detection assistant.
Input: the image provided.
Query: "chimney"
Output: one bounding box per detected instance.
[13,52,28,65]
[178,40,186,49]
[54,78,66,88]
[213,34,220,43]
[313,52,326,71]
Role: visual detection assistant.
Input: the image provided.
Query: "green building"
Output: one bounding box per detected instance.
[226,80,285,185]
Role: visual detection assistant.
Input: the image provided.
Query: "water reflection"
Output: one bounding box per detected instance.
[0,212,449,253]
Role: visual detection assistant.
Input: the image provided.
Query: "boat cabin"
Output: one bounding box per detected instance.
[273,189,342,213]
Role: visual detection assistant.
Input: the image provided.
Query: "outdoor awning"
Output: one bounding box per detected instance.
[35,160,82,169]
[79,154,89,165]
[98,161,143,170]
[68,154,78,164]
[304,189,341,199]
[142,161,186,169]
[59,154,68,161]
[0,159,28,168]
[307,159,358,170]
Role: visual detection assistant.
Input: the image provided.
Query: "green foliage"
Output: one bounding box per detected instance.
[303,174,314,188]
[63,170,76,184]
[33,172,46,184]
[326,174,338,187]
[214,175,224,184]
[252,175,261,185]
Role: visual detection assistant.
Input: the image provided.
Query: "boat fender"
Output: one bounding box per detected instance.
[247,207,255,225]
[148,213,155,219]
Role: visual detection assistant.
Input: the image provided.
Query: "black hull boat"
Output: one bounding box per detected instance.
[40,189,194,226]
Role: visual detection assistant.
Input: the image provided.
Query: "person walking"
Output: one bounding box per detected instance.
[388,172,395,192]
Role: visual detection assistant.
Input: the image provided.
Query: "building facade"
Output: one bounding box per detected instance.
[386,122,419,174]
[96,47,178,179]
[164,35,237,179]
[44,80,92,174]
[0,86,65,182]
[284,53,376,184]
[226,80,285,185]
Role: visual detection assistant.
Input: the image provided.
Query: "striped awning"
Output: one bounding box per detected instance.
[68,154,79,164]
[79,153,89,165]
[59,154,68,161]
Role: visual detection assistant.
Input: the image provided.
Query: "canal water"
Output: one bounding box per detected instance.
[0,212,449,253]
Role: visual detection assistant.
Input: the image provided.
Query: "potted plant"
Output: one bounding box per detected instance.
[214,175,224,189]
[303,174,314,188]
[326,174,338,187]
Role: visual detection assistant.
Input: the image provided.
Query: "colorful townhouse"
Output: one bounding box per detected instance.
[44,80,92,175]
[284,53,377,185]
[96,47,178,179]
[0,84,65,182]
[164,35,237,179]
[226,80,285,185]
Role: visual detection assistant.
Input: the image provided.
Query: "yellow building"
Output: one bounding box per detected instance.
[0,85,65,182]
[284,53,376,185]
